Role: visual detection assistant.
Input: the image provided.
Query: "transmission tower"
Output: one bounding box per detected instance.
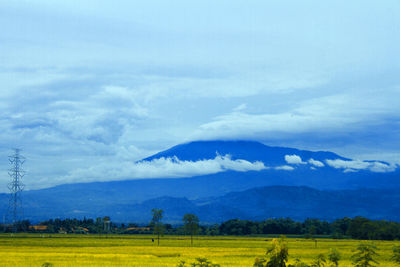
[7,149,25,232]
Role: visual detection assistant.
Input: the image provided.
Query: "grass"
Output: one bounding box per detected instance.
[0,234,399,266]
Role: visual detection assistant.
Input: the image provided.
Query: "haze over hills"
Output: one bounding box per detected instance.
[0,140,399,223]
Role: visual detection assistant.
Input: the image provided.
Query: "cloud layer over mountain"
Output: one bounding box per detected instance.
[59,155,267,185]
[284,154,397,173]
[326,159,396,173]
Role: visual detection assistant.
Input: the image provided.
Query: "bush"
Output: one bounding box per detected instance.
[288,259,310,267]
[351,243,379,267]
[311,254,326,267]
[177,257,220,267]
[328,248,341,266]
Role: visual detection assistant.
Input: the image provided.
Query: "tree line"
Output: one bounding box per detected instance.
[218,216,400,240]
[3,214,400,241]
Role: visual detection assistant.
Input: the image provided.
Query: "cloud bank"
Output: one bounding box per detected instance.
[326,159,396,173]
[282,154,396,173]
[55,155,267,186]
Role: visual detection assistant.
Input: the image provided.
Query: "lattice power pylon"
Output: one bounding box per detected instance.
[7,149,25,231]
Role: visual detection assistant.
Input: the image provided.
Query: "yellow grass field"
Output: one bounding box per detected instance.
[0,234,399,266]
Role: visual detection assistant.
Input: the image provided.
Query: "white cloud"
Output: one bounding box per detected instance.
[368,161,398,173]
[233,103,247,112]
[308,158,325,167]
[275,165,295,171]
[326,159,396,173]
[326,159,370,170]
[57,154,267,185]
[285,154,306,164]
[194,96,365,141]
[193,88,400,160]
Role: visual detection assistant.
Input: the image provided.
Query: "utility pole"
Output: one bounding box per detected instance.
[8,149,25,232]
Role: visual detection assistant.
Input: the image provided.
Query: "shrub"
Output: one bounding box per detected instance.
[351,243,379,267]
[177,257,220,267]
[328,248,341,266]
[392,245,400,264]
[288,259,310,267]
[311,253,326,267]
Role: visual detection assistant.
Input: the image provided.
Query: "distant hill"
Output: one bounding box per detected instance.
[198,186,400,222]
[1,185,400,223]
[0,140,398,223]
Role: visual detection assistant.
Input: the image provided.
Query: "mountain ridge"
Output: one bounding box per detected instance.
[2,185,399,223]
[0,140,398,223]
[142,140,350,165]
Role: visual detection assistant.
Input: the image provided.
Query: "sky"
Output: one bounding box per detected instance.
[0,0,399,191]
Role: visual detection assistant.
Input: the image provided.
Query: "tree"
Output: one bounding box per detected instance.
[392,245,400,264]
[254,236,289,267]
[351,243,379,267]
[183,213,199,246]
[266,236,289,267]
[95,217,103,234]
[332,217,351,236]
[347,217,371,239]
[150,209,164,245]
[103,216,111,233]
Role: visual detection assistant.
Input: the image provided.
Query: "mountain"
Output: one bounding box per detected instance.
[142,140,399,190]
[0,140,399,222]
[143,140,348,164]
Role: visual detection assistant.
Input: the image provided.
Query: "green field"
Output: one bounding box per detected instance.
[0,234,399,266]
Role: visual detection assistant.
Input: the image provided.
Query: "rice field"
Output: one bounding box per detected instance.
[0,234,399,266]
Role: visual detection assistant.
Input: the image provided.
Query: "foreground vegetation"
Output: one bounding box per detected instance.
[0,234,399,266]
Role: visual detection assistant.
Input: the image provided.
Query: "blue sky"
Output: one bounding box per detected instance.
[0,0,399,191]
